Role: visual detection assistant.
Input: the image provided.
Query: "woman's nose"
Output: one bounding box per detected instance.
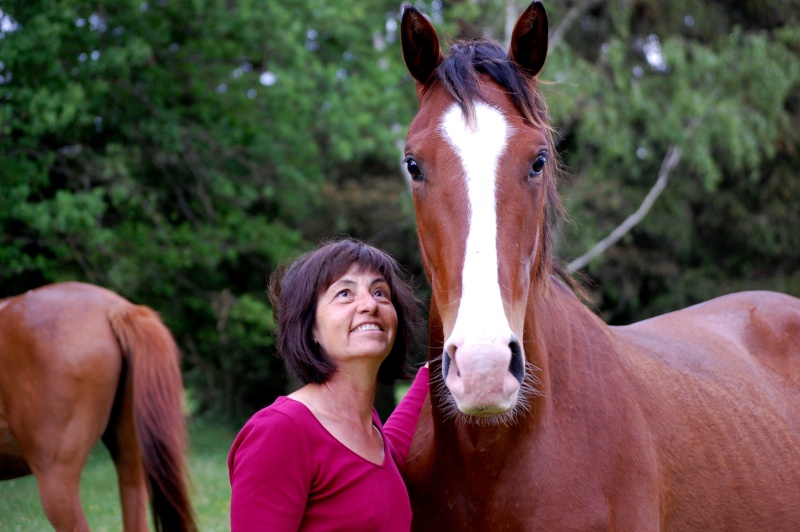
[357,291,378,312]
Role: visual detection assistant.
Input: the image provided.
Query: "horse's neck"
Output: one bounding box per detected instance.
[526,276,614,408]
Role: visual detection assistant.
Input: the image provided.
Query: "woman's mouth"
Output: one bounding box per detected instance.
[353,323,381,332]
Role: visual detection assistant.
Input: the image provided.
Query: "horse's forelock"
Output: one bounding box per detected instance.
[435,40,548,130]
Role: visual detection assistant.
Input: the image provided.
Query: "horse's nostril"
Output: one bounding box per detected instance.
[442,349,451,379]
[509,335,524,383]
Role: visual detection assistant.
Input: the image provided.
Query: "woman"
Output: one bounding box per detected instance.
[228,237,429,531]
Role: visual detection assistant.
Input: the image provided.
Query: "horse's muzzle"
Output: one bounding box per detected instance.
[442,334,523,415]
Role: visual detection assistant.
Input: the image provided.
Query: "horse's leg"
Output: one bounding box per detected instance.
[8,390,102,532]
[102,432,149,532]
[14,414,100,532]
[31,460,91,532]
[7,351,119,531]
[103,370,150,532]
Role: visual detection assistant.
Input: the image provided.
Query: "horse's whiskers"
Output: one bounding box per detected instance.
[426,355,544,427]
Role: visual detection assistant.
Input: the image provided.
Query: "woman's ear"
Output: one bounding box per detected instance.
[311,323,320,345]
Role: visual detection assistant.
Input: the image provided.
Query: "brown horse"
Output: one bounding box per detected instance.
[0,282,197,532]
[400,2,800,530]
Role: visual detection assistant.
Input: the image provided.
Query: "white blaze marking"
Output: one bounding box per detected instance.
[440,102,512,344]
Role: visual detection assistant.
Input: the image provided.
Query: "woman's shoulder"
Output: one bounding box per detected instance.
[230,397,318,463]
[253,396,306,416]
[228,398,318,496]
[242,397,314,432]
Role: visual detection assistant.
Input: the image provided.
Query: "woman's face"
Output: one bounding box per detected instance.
[312,264,398,365]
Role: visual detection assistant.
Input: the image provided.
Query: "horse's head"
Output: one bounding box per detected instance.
[401,2,559,421]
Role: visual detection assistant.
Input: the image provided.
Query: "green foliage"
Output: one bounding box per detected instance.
[0,0,416,422]
[542,0,800,322]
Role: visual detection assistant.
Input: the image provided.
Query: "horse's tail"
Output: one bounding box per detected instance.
[109,304,198,532]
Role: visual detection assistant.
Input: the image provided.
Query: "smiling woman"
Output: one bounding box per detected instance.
[228,237,429,531]
[312,264,399,366]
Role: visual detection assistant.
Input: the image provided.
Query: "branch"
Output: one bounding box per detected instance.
[566,144,681,272]
[566,90,719,272]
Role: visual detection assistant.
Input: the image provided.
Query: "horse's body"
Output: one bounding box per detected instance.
[400,3,800,530]
[0,282,196,531]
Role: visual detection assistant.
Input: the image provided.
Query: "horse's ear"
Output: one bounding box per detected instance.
[508,1,548,77]
[401,5,443,85]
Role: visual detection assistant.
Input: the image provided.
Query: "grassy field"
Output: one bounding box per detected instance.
[0,420,236,531]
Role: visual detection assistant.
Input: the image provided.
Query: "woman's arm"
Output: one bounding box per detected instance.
[228,410,310,531]
[382,365,430,462]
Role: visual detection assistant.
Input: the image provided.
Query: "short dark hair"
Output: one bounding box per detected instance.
[268,237,421,385]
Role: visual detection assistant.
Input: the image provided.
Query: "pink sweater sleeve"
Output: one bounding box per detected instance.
[382,366,430,468]
[228,408,310,532]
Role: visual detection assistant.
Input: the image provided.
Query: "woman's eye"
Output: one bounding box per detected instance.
[404,156,423,181]
[337,289,350,298]
[374,288,390,299]
[529,154,547,177]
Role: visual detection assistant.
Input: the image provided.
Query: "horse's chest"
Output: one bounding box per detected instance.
[408,423,661,531]
[410,466,620,531]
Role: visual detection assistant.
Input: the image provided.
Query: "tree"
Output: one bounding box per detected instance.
[544,0,800,322]
[0,0,420,422]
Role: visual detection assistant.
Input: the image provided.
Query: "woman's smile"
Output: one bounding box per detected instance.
[352,323,382,332]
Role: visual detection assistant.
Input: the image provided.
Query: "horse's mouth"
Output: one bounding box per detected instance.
[431,357,543,427]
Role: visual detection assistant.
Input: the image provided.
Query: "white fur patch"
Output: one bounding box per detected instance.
[440,102,512,345]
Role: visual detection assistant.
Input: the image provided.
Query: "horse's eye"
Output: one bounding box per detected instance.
[529,154,547,177]
[404,156,423,181]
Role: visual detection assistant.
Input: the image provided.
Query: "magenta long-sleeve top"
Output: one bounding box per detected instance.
[228,366,429,531]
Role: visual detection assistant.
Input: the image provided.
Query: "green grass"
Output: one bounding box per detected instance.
[0,421,235,531]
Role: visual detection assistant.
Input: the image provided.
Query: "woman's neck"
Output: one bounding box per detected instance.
[290,363,386,464]
[292,362,380,428]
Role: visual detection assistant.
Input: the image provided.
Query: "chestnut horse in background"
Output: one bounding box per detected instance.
[400,2,800,530]
[0,282,196,532]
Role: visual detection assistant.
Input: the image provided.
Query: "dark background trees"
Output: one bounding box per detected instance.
[2,0,798,424]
